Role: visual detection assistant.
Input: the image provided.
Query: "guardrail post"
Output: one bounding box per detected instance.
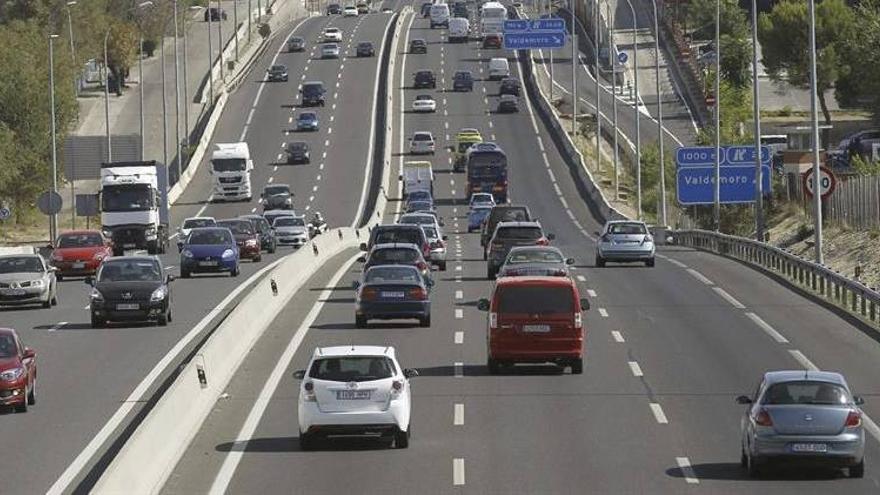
[860,293,866,317]
[819,275,826,296]
[851,290,857,313]
[811,271,816,290]
[835,282,840,301]
[871,299,876,322]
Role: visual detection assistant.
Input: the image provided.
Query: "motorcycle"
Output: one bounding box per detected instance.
[308,220,328,238]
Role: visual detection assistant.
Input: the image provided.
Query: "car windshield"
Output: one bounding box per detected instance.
[415,95,433,101]
[470,207,492,217]
[371,248,419,263]
[183,218,215,229]
[274,217,305,227]
[762,381,853,405]
[211,158,247,172]
[413,134,432,141]
[299,113,316,120]
[497,286,574,313]
[497,227,542,240]
[422,226,438,239]
[508,249,563,264]
[359,42,372,48]
[374,229,421,245]
[608,223,648,235]
[217,221,254,235]
[270,65,285,71]
[291,37,303,42]
[408,191,432,202]
[408,201,432,210]
[102,184,153,212]
[0,334,17,358]
[366,266,421,283]
[491,208,528,224]
[289,142,307,151]
[471,194,493,204]
[188,229,232,245]
[302,84,323,96]
[98,260,162,282]
[264,186,290,196]
[455,72,471,79]
[57,233,104,248]
[309,356,395,382]
[458,142,477,153]
[265,212,294,224]
[0,257,43,274]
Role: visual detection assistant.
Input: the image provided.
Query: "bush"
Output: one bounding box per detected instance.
[259,23,271,39]
[141,39,157,58]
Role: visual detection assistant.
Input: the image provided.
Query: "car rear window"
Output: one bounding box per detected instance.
[188,229,232,245]
[371,248,419,263]
[490,208,529,224]
[608,223,647,235]
[496,227,542,240]
[58,233,104,248]
[496,286,574,313]
[400,215,434,225]
[413,133,433,141]
[762,381,852,405]
[366,266,421,283]
[374,228,422,245]
[0,257,43,273]
[508,249,563,263]
[217,220,254,235]
[274,217,305,227]
[309,356,395,382]
[183,218,215,229]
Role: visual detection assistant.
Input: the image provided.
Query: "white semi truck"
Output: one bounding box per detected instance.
[210,142,254,201]
[99,161,170,256]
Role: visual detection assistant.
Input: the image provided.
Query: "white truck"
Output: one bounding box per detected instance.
[479,1,506,37]
[430,3,450,28]
[448,17,470,42]
[99,161,169,255]
[210,142,254,201]
[400,161,434,198]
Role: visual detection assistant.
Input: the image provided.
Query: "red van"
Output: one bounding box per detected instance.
[478,276,589,374]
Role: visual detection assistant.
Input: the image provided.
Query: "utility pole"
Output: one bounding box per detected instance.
[651,0,667,226]
[570,0,577,137]
[713,0,721,231]
[65,2,78,95]
[218,0,225,81]
[173,0,182,180]
[161,26,168,167]
[103,30,112,162]
[807,0,823,263]
[206,5,215,102]
[623,0,641,219]
[49,34,60,242]
[594,0,601,172]
[610,2,619,200]
[751,0,764,241]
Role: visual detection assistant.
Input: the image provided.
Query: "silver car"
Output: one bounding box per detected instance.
[0,254,58,308]
[273,216,310,247]
[421,225,447,271]
[287,36,305,52]
[595,220,655,267]
[497,246,574,278]
[737,370,866,478]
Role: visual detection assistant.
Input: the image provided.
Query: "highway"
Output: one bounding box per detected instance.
[161,6,880,494]
[0,7,396,495]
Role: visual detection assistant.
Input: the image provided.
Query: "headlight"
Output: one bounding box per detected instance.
[222,249,235,259]
[0,367,24,382]
[90,288,104,301]
[29,279,44,287]
[285,198,293,204]
[182,249,194,258]
[102,228,113,237]
[151,286,167,302]
[93,252,106,261]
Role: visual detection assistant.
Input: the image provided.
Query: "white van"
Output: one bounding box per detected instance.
[488,57,510,80]
[401,161,434,197]
[448,17,469,42]
[430,3,450,28]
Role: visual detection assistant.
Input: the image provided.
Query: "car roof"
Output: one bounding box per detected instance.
[103,255,160,264]
[0,253,41,260]
[314,345,396,358]
[605,220,647,226]
[495,275,576,288]
[763,370,848,387]
[59,229,103,235]
[372,242,420,250]
[496,221,541,228]
[184,216,215,221]
[507,245,563,255]
[264,183,291,188]
[0,327,16,337]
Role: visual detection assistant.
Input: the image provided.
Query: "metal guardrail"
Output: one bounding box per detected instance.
[672,229,880,326]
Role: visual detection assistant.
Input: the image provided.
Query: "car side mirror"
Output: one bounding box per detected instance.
[477,298,490,311]
[404,368,419,378]
[352,280,361,289]
[547,233,556,241]
[439,221,445,227]
[46,242,54,251]
[177,241,184,252]
[357,256,366,263]
[84,276,94,286]
[359,242,368,251]
[580,298,590,311]
[853,395,865,406]
[293,370,306,380]
[442,235,448,241]
[22,348,35,360]
[166,274,175,283]
[735,395,753,405]
[565,258,576,265]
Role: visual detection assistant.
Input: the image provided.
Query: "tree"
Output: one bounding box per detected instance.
[104,19,138,94]
[758,0,856,127]
[836,0,880,122]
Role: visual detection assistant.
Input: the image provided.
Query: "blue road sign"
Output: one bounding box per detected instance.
[504,32,565,49]
[617,51,628,64]
[503,19,529,32]
[504,18,565,32]
[531,18,565,31]
[677,165,772,205]
[676,145,771,167]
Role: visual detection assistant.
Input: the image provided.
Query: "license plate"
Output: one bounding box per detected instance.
[199,261,219,267]
[73,262,86,269]
[123,243,136,248]
[523,324,550,333]
[792,443,827,453]
[116,303,139,311]
[1,288,25,296]
[382,291,405,298]
[336,390,371,400]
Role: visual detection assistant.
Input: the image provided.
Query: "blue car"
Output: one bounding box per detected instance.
[467,205,492,232]
[296,111,319,131]
[179,227,240,278]
[354,264,432,328]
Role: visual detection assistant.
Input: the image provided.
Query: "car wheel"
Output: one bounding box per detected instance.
[14,393,27,413]
[181,270,191,278]
[299,431,314,451]
[419,315,431,327]
[42,298,51,309]
[487,358,500,375]
[254,254,262,263]
[56,274,64,281]
[158,311,169,326]
[395,426,410,449]
[740,447,747,467]
[482,249,487,261]
[51,289,58,306]
[91,313,105,328]
[850,458,865,478]
[487,267,496,280]
[570,358,583,375]
[439,261,447,271]
[355,315,367,328]
[231,265,240,277]
[27,379,36,405]
[746,451,763,478]
[595,255,605,268]
[645,258,655,267]
[269,244,277,254]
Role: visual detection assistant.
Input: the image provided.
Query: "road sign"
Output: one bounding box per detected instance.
[0,207,10,220]
[706,94,716,107]
[676,146,771,167]
[503,32,565,49]
[38,191,63,215]
[803,166,836,199]
[530,18,564,31]
[675,145,773,205]
[617,51,628,64]
[503,19,529,31]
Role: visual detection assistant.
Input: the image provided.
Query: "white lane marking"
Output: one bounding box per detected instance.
[453,458,466,485]
[207,255,359,494]
[194,194,214,218]
[48,255,289,495]
[273,165,278,172]
[455,308,463,319]
[628,361,643,377]
[676,457,699,484]
[324,139,330,146]
[454,362,463,378]
[312,185,318,192]
[316,174,322,181]
[788,350,819,371]
[83,304,90,310]
[586,289,597,298]
[267,176,274,183]
[667,257,688,268]
[611,331,625,343]
[250,207,257,213]
[650,403,669,424]
[745,312,789,344]
[598,308,609,317]
[48,321,68,332]
[454,331,463,344]
[713,287,746,309]
[455,290,463,300]
[576,275,586,282]
[863,415,880,443]
[327,127,333,134]
[686,268,713,285]
[454,403,464,425]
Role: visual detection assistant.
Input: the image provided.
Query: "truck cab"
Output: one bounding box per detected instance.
[99,161,169,255]
[210,142,254,202]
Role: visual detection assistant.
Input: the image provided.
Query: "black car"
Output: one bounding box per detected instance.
[413,69,436,89]
[267,64,288,82]
[409,39,427,54]
[87,256,173,328]
[497,94,519,113]
[480,204,532,250]
[300,81,326,106]
[286,141,310,163]
[356,41,375,57]
[452,70,473,92]
[240,215,278,253]
[204,7,227,21]
[499,77,521,96]
[327,3,342,14]
[420,2,432,17]
[260,184,294,210]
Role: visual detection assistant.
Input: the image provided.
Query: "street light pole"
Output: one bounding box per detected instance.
[751,0,763,241]
[807,0,823,263]
[713,0,721,230]
[206,5,215,103]
[65,2,77,95]
[173,0,182,181]
[651,0,667,226]
[623,0,641,219]
[218,0,225,82]
[161,25,169,168]
[103,30,112,162]
[570,0,577,137]
[610,2,619,200]
[234,0,239,60]
[49,34,60,242]
[594,0,601,172]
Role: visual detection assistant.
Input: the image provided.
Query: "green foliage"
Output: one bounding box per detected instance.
[836,0,880,122]
[695,79,754,145]
[104,19,138,79]
[848,154,880,176]
[686,0,749,41]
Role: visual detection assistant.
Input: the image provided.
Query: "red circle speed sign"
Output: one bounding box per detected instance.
[803,166,836,199]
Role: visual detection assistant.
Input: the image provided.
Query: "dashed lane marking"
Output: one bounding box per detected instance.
[675,457,699,484]
[713,287,746,309]
[650,403,669,424]
[788,350,818,371]
[454,362,463,378]
[48,322,68,332]
[453,458,466,485]
[686,268,713,285]
[745,312,789,344]
[454,331,463,344]
[611,331,625,343]
[628,361,643,377]
[598,308,609,317]
[454,404,464,425]
[455,308,463,319]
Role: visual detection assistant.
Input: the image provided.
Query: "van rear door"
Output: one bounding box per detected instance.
[490,283,583,358]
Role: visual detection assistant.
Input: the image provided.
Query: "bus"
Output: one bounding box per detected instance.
[466,142,508,202]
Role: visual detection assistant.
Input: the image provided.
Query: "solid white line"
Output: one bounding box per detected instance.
[455,308,463,319]
[745,312,789,344]
[649,403,669,424]
[713,287,746,309]
[455,290,463,299]
[788,350,819,371]
[208,255,359,495]
[454,403,464,425]
[454,362,463,378]
[676,457,699,484]
[686,268,713,285]
[667,258,688,268]
[454,331,463,344]
[48,321,68,332]
[598,308,609,317]
[586,289,597,298]
[611,331,625,343]
[628,361,643,377]
[862,414,880,443]
[453,458,465,485]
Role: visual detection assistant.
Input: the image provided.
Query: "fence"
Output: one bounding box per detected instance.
[787,172,880,230]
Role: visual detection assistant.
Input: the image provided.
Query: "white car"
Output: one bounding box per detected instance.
[468,192,495,208]
[409,131,435,155]
[412,94,436,113]
[398,212,443,232]
[178,216,216,238]
[273,215,310,247]
[323,27,343,42]
[296,345,418,449]
[321,43,340,59]
[343,5,358,16]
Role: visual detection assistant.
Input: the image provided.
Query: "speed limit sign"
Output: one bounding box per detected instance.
[803,166,836,199]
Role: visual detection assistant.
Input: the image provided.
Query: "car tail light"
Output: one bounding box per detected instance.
[492,241,504,249]
[303,382,316,401]
[489,312,497,329]
[408,287,427,300]
[416,260,428,271]
[361,288,378,301]
[574,312,582,329]
[536,237,550,246]
[754,408,773,427]
[845,410,862,428]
